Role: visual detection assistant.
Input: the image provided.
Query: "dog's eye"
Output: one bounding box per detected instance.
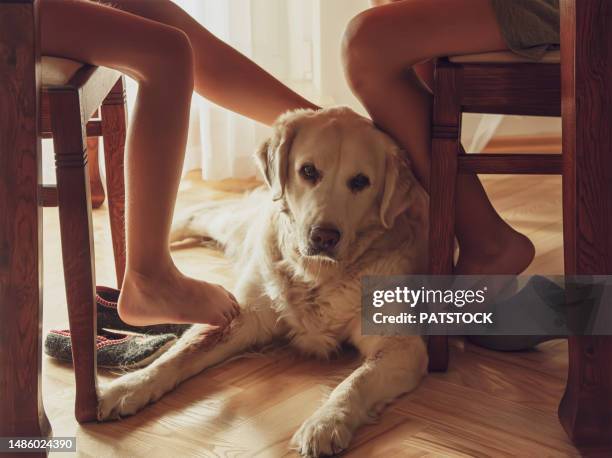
[300,163,320,182]
[348,174,370,192]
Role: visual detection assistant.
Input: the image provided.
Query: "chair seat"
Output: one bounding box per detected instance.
[449,49,560,64]
[42,56,85,86]
[41,58,121,128]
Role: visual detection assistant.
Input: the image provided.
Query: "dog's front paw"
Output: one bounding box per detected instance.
[292,411,354,457]
[97,379,154,421]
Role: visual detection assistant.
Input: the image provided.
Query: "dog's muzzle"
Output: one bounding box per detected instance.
[308,225,341,256]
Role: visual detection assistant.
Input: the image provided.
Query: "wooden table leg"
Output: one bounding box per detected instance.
[0,0,52,452]
[559,0,612,447]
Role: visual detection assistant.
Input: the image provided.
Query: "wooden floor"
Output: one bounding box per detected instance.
[42,171,585,457]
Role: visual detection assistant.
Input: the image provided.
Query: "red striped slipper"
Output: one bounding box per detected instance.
[44,328,177,369]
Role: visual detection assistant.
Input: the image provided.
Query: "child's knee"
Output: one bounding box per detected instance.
[343,7,422,94]
[138,25,194,91]
[343,11,378,72]
[342,9,393,92]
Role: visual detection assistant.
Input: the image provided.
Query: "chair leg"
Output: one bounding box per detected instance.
[49,87,98,423]
[428,61,462,372]
[558,0,612,446]
[88,135,105,209]
[0,1,51,444]
[101,77,127,288]
[88,109,105,209]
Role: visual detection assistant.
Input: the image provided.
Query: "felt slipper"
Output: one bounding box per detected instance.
[467,276,566,351]
[96,286,190,336]
[44,328,177,369]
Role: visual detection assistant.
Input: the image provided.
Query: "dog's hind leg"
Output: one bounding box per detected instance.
[170,198,242,243]
[170,190,268,246]
[97,307,278,420]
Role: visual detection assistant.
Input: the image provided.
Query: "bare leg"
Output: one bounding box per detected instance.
[106,0,319,125]
[343,0,535,274]
[41,0,240,326]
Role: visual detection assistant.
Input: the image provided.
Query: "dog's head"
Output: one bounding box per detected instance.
[256,107,423,264]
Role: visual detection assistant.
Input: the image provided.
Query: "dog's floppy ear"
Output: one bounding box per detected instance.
[380,148,427,229]
[255,115,298,201]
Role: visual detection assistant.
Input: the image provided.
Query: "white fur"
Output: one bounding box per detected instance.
[97,107,429,457]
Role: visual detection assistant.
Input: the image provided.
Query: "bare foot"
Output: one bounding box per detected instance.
[118,264,240,327]
[455,229,535,275]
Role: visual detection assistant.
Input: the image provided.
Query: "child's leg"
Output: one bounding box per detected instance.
[105,0,319,125]
[343,0,535,274]
[41,0,239,326]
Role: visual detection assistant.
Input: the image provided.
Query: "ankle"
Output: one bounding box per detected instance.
[455,229,535,275]
[459,240,504,260]
[124,259,179,287]
[460,224,523,259]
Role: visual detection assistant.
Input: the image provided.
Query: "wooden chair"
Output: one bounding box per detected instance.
[40,57,127,422]
[428,27,612,446]
[427,49,561,371]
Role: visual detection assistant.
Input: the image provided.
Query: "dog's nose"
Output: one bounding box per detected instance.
[309,226,341,252]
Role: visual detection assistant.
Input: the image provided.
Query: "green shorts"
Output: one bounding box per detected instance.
[490,0,560,60]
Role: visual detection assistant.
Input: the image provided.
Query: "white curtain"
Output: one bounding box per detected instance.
[174,0,275,179]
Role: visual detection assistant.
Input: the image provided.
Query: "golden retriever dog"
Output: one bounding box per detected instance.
[97,107,429,456]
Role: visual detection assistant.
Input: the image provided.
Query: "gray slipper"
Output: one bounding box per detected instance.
[45,329,177,369]
[467,276,566,351]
